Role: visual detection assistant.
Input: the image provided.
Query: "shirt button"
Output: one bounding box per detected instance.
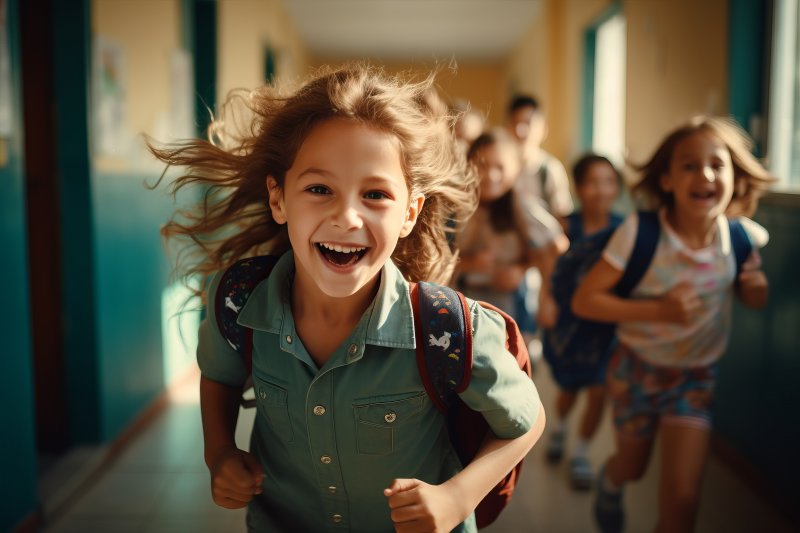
[328,485,337,494]
[347,343,358,355]
[332,514,343,523]
[286,334,293,344]
[384,411,397,423]
[313,405,326,416]
[320,455,332,464]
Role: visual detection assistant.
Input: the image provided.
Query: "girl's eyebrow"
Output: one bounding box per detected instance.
[297,167,334,180]
[297,168,400,187]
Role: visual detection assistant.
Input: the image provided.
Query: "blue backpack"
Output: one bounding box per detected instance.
[542,211,752,389]
[214,256,532,529]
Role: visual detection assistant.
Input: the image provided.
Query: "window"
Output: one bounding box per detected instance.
[591,11,627,168]
[767,0,800,189]
[582,5,626,168]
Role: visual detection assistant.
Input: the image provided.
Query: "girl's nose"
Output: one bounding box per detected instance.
[331,199,363,229]
[488,167,503,183]
[702,166,716,182]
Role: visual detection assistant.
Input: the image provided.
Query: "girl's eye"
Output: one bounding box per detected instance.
[307,185,330,195]
[364,190,389,200]
[682,163,698,171]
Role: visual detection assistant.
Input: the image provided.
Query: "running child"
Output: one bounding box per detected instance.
[572,116,772,533]
[541,154,623,490]
[455,132,567,317]
[151,65,545,533]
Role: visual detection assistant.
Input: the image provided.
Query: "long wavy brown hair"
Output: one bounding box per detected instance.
[632,116,775,217]
[149,64,478,296]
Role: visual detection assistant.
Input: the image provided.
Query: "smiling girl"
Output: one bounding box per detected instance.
[572,117,773,533]
[151,65,544,533]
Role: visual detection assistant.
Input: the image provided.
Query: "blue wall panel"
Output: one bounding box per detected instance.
[0,0,38,529]
[715,196,800,505]
[92,172,175,440]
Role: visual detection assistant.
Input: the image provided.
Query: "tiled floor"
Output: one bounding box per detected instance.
[43,363,794,533]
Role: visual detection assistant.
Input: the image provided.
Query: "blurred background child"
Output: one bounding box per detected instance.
[573,117,773,533]
[540,153,623,491]
[455,132,566,323]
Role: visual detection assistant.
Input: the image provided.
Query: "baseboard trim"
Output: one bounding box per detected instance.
[40,367,199,526]
[12,509,42,533]
[711,434,800,528]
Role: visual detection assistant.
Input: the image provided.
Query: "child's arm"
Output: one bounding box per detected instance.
[384,403,545,531]
[490,263,526,292]
[534,240,563,329]
[456,247,496,276]
[200,376,265,509]
[572,257,701,325]
[736,252,768,309]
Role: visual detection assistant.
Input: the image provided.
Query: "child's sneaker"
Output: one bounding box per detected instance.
[594,464,624,533]
[546,430,565,463]
[569,456,593,490]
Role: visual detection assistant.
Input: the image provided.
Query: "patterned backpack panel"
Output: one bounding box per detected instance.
[215,255,280,364]
[413,282,472,411]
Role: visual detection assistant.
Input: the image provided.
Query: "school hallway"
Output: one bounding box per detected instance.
[41,357,794,533]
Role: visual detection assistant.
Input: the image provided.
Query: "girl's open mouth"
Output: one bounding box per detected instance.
[316,242,368,267]
[690,190,716,201]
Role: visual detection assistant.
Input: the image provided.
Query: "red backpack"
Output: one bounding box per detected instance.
[215,256,532,529]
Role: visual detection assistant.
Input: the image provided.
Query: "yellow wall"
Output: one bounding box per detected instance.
[625,0,729,163]
[306,58,509,128]
[217,0,310,100]
[505,0,612,164]
[505,0,729,169]
[92,0,183,159]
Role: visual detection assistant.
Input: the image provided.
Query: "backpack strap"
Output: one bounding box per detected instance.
[615,210,660,297]
[728,218,753,281]
[410,282,472,413]
[537,155,550,195]
[566,212,583,241]
[215,255,280,375]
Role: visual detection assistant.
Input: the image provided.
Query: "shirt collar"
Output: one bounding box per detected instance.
[658,207,730,260]
[236,252,417,350]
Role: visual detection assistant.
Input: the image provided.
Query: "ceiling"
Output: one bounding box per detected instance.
[280,0,543,61]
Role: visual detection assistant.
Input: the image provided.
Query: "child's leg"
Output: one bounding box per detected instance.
[594,429,656,533]
[557,388,578,420]
[655,423,710,533]
[547,388,577,462]
[578,384,606,441]
[654,361,717,532]
[569,385,606,489]
[602,344,658,486]
[605,429,656,486]
[656,423,710,533]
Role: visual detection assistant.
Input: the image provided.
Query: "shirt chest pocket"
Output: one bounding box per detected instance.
[352,392,427,455]
[255,380,294,443]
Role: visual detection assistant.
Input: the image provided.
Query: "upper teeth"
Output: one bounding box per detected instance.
[319,242,366,254]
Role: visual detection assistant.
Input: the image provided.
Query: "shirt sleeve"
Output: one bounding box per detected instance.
[517,196,566,249]
[602,211,638,271]
[740,216,769,248]
[544,157,575,217]
[196,270,249,387]
[457,301,541,439]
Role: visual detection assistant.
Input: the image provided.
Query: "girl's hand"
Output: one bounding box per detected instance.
[472,245,497,274]
[384,478,467,533]
[660,282,702,324]
[738,268,767,291]
[737,251,768,309]
[209,447,265,509]
[491,263,525,292]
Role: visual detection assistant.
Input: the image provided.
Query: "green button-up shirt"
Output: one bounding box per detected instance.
[198,252,540,532]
